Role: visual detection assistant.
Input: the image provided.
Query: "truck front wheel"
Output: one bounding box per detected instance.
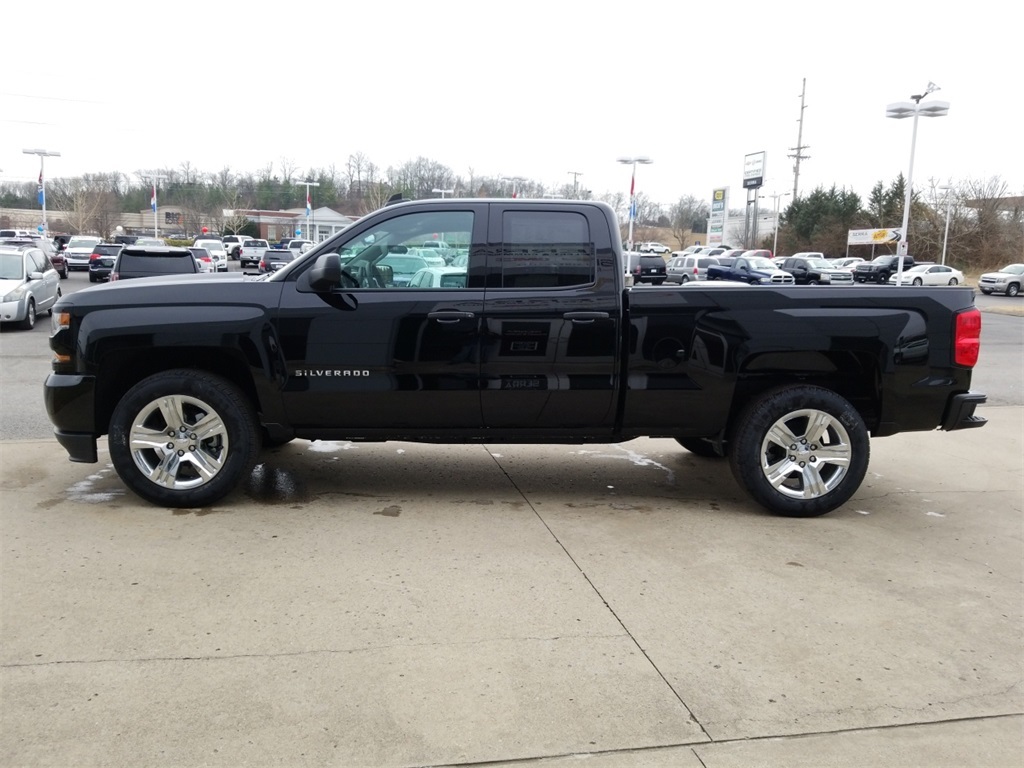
[729,385,868,517]
[108,370,260,508]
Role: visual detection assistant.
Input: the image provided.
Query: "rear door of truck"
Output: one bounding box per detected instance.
[478,203,621,433]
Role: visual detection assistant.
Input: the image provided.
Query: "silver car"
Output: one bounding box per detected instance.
[0,245,62,330]
[666,254,720,283]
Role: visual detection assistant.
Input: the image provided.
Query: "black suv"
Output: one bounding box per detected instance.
[87,243,123,282]
[853,254,916,283]
[624,252,667,285]
[110,246,199,281]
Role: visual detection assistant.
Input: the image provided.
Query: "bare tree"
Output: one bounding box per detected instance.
[47,174,122,236]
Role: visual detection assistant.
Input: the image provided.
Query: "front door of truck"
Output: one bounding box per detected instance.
[479,205,620,433]
[277,206,487,432]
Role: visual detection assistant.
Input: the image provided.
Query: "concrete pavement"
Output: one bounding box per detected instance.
[2,407,1021,767]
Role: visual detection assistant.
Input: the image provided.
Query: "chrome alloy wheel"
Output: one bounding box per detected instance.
[759,408,852,500]
[128,394,229,490]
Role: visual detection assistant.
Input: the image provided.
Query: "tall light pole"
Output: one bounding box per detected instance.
[886,83,950,284]
[300,180,320,241]
[617,156,652,251]
[499,176,524,198]
[939,184,953,266]
[141,171,168,238]
[762,191,791,256]
[431,188,454,198]
[23,148,60,236]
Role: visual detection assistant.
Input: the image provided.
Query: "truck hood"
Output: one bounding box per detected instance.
[59,272,261,307]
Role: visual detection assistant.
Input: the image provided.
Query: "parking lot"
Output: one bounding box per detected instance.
[1,272,1022,767]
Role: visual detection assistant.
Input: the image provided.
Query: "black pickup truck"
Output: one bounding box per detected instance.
[44,199,986,517]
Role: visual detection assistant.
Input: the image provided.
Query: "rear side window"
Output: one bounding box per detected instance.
[499,211,594,288]
[93,245,121,257]
[697,258,718,268]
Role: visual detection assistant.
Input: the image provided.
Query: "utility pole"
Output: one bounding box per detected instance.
[567,170,583,198]
[788,78,810,201]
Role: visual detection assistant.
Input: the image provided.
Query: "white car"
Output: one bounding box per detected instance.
[63,235,102,271]
[406,266,467,288]
[0,244,61,330]
[636,241,672,254]
[887,264,964,286]
[193,238,228,272]
[832,257,865,271]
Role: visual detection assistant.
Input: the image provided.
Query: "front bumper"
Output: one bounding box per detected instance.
[44,373,99,462]
[0,297,28,323]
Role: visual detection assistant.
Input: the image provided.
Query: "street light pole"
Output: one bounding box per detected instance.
[300,180,320,241]
[616,156,652,251]
[22,148,60,236]
[886,83,950,284]
[940,184,953,266]
[764,191,791,256]
[567,170,583,198]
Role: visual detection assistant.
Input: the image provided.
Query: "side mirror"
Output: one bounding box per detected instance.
[308,253,341,291]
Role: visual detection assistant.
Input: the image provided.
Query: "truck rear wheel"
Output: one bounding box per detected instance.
[729,385,868,517]
[108,370,260,508]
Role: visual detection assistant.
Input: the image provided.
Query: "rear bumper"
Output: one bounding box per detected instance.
[941,391,988,431]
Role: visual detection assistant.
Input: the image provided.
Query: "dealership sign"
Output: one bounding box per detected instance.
[847,228,902,245]
[708,187,729,244]
[743,152,766,189]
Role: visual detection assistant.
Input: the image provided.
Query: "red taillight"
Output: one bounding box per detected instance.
[954,308,981,367]
[89,253,99,262]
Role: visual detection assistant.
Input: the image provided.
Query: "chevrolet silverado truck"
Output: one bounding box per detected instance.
[44,199,986,517]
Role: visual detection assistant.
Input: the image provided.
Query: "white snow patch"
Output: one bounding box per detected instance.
[307,441,356,453]
[856,510,871,515]
[925,510,946,517]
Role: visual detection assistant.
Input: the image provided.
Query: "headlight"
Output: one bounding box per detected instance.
[1,284,28,302]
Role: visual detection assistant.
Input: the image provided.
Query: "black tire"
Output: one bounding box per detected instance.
[108,370,260,508]
[652,279,665,286]
[948,278,958,286]
[878,272,890,283]
[89,274,98,283]
[728,385,869,517]
[680,275,690,283]
[912,277,923,286]
[1008,283,1020,298]
[18,298,35,330]
[980,289,992,295]
[676,437,724,458]
[808,279,819,285]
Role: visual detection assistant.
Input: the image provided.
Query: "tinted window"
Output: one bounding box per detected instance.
[93,245,122,257]
[499,211,594,288]
[116,252,198,276]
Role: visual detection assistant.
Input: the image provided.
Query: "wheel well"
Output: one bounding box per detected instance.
[731,350,880,435]
[93,347,259,435]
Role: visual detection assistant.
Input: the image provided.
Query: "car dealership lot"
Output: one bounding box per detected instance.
[1,268,1022,767]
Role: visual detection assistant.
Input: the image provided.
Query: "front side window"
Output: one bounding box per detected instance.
[323,211,473,289]
[499,211,594,288]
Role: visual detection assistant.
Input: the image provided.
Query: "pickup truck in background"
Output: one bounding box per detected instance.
[238,238,269,268]
[221,235,247,260]
[706,253,795,284]
[44,199,986,518]
[779,255,855,285]
[854,254,917,283]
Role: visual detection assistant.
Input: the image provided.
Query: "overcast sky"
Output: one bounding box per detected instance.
[5,0,1020,209]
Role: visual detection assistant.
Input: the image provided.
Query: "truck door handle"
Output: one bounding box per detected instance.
[428,311,476,323]
[563,311,610,323]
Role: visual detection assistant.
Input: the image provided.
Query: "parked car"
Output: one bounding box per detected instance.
[0,236,68,279]
[978,263,1024,296]
[887,264,964,287]
[406,266,468,288]
[377,253,432,287]
[133,237,166,247]
[707,254,795,285]
[666,254,720,283]
[854,254,917,283]
[832,257,865,271]
[63,235,103,271]
[221,235,247,260]
[188,247,215,273]
[287,239,315,255]
[636,241,672,254]
[239,239,269,268]
[110,246,200,281]
[779,255,855,285]
[0,244,62,329]
[0,229,32,238]
[192,238,228,272]
[258,250,299,274]
[623,252,667,285]
[87,243,123,282]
